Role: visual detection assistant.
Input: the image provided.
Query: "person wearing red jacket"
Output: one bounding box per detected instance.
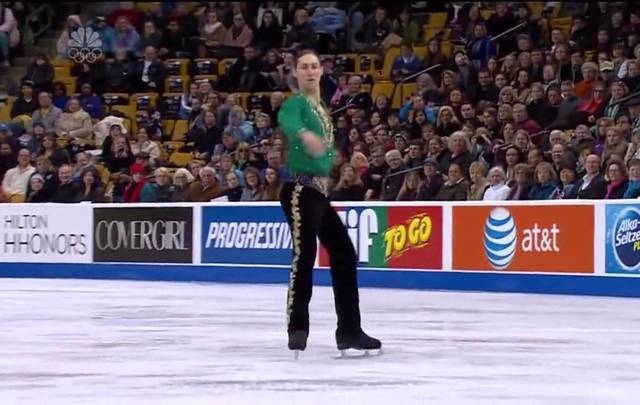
[123,163,149,203]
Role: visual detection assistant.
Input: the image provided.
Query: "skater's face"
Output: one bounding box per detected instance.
[295,53,323,92]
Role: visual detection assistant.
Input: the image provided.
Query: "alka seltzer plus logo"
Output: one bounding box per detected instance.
[612,207,640,271]
[337,208,434,264]
[67,26,103,63]
[483,207,560,270]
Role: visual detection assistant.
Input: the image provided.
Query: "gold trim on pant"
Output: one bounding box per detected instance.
[286,183,303,326]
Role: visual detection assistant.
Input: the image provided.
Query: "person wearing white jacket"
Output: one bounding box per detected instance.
[483,166,511,201]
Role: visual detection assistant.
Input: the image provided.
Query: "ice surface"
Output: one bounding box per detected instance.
[1,278,640,404]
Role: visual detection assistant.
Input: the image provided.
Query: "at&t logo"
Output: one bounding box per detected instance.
[483,207,560,270]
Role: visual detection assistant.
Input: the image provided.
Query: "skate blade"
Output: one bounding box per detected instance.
[333,347,383,360]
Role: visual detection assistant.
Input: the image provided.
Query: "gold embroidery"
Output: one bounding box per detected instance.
[287,184,304,326]
[302,95,334,147]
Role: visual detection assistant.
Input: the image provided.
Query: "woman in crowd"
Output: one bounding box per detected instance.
[507,163,532,200]
[468,160,488,200]
[483,166,511,200]
[435,162,469,201]
[225,171,244,202]
[39,134,70,169]
[75,167,105,203]
[241,166,264,201]
[25,174,49,203]
[171,168,194,202]
[330,164,366,201]
[396,170,421,201]
[605,160,628,199]
[528,161,558,200]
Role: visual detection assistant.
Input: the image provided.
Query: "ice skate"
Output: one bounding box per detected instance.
[288,330,308,359]
[335,330,382,358]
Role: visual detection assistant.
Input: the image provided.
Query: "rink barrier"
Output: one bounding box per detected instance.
[1,200,639,298]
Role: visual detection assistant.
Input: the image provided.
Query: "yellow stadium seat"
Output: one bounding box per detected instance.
[371,82,402,109]
[0,105,10,123]
[356,53,377,75]
[413,46,427,61]
[54,66,71,80]
[362,84,372,93]
[441,40,453,58]
[172,120,189,141]
[51,58,73,68]
[401,83,418,102]
[95,165,111,185]
[218,59,237,76]
[9,194,26,203]
[169,152,193,167]
[162,119,176,136]
[427,12,448,28]
[165,59,189,76]
[480,10,493,20]
[193,58,218,75]
[122,117,132,132]
[130,92,159,110]
[165,75,189,94]
[193,74,218,85]
[111,104,136,121]
[57,76,77,93]
[379,47,401,81]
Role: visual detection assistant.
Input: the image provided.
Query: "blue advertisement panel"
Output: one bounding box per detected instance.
[606,204,640,274]
[201,206,292,265]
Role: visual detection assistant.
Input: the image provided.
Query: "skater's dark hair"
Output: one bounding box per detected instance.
[294,49,320,68]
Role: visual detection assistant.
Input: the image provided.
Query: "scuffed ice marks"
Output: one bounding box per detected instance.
[0,279,639,403]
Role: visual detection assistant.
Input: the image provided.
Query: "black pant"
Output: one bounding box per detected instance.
[279,182,362,335]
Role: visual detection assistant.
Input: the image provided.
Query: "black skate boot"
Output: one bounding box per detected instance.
[288,330,308,359]
[336,329,382,356]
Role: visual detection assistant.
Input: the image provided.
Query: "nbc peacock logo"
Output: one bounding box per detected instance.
[67,26,103,63]
[483,207,517,270]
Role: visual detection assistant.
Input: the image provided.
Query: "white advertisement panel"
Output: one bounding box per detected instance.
[0,204,92,263]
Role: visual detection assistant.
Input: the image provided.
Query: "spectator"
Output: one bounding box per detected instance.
[506,163,532,200]
[75,167,105,203]
[39,134,70,169]
[216,153,244,189]
[415,158,443,200]
[0,140,17,179]
[56,98,93,149]
[25,174,48,203]
[261,166,283,201]
[605,160,629,199]
[130,127,161,166]
[52,81,71,111]
[138,20,163,56]
[362,147,387,200]
[435,162,469,201]
[123,163,149,203]
[253,113,273,143]
[133,45,166,93]
[112,16,140,56]
[186,166,224,202]
[198,10,225,57]
[0,2,20,66]
[380,149,406,201]
[159,18,185,59]
[336,75,373,112]
[285,8,316,50]
[107,1,142,30]
[577,154,607,199]
[2,148,35,200]
[56,15,81,59]
[77,82,103,119]
[225,106,254,143]
[171,168,194,202]
[358,7,392,52]
[390,9,419,48]
[391,44,421,82]
[421,39,447,82]
[483,166,511,200]
[72,152,94,181]
[396,170,421,201]
[222,13,254,53]
[91,16,115,54]
[466,23,496,69]
[22,53,54,94]
[187,110,222,161]
[331,163,365,201]
[254,10,283,53]
[49,164,78,203]
[140,167,174,202]
[468,160,489,200]
[104,51,132,93]
[11,81,38,119]
[555,163,580,199]
[435,106,461,137]
[624,159,640,198]
[105,134,134,174]
[241,166,264,201]
[29,92,62,136]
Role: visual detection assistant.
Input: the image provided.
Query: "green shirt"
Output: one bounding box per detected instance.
[278,94,335,176]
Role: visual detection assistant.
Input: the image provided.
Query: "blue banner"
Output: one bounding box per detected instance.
[606,204,640,274]
[201,206,292,265]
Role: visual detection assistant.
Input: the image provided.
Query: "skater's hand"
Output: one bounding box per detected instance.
[300,131,327,157]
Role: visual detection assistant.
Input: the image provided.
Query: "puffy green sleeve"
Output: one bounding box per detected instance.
[278,95,308,143]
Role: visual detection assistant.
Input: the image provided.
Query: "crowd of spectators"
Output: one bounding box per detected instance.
[1,1,640,204]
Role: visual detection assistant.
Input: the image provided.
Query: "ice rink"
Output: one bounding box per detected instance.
[1,278,639,404]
